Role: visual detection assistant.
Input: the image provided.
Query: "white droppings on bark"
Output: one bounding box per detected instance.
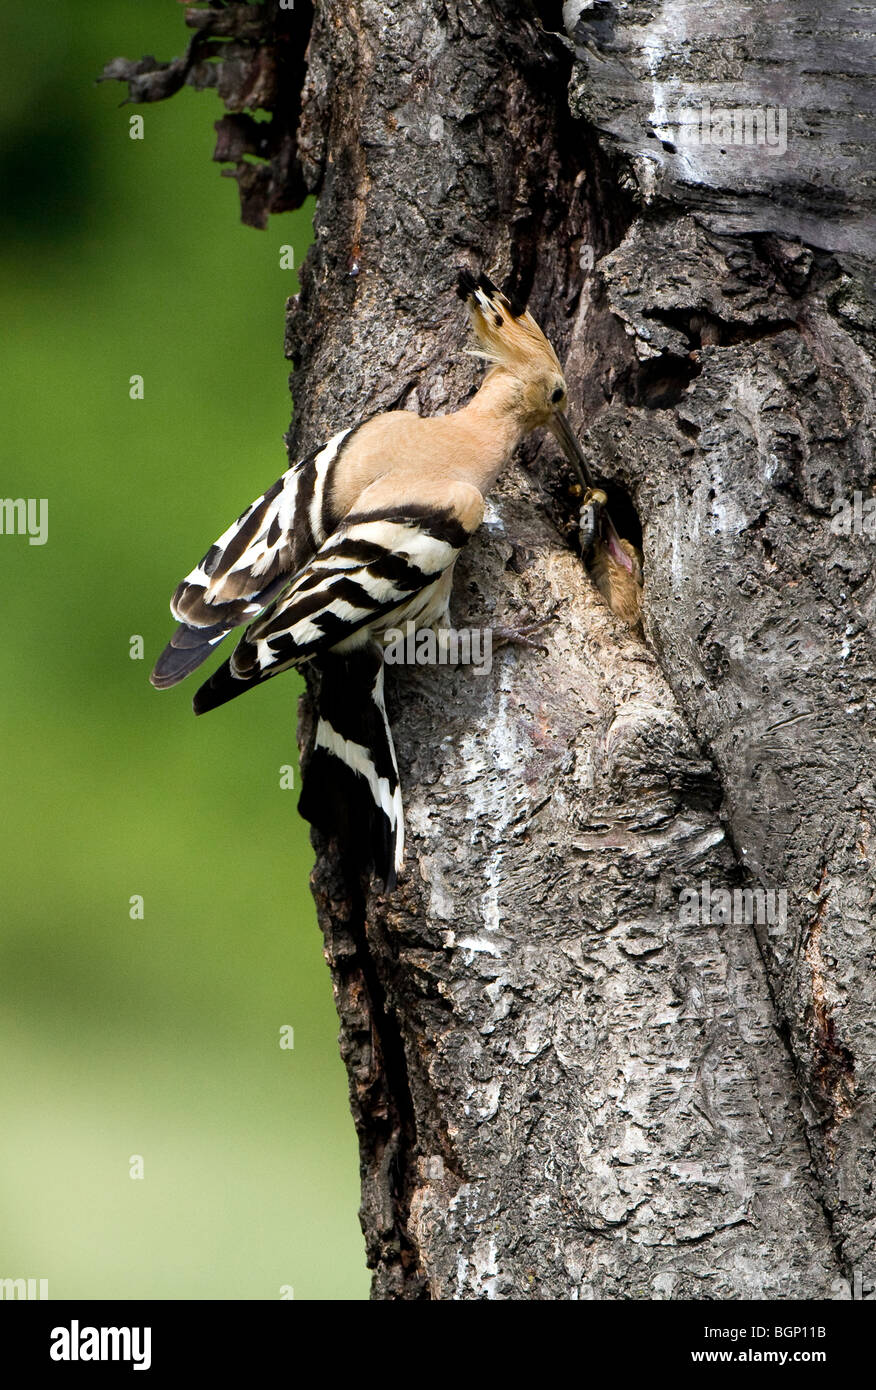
[456,935,503,957]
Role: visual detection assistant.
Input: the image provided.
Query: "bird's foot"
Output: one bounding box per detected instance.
[493,600,564,654]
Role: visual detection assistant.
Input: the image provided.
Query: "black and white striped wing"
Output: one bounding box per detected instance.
[150,427,354,688]
[192,488,484,715]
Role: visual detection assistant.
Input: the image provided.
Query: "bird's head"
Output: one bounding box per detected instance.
[457,269,593,486]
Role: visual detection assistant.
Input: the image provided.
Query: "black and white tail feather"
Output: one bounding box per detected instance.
[298,646,404,890]
[187,498,470,885]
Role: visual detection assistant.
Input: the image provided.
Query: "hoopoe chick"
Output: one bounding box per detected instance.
[578,487,644,630]
[150,270,591,888]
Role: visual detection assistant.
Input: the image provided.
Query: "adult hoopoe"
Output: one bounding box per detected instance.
[150,270,638,887]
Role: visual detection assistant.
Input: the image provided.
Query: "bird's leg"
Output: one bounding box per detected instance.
[492,599,564,654]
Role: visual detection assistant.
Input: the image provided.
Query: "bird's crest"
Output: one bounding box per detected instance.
[456,270,562,377]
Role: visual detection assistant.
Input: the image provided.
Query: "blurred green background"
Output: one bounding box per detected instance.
[0,1,367,1298]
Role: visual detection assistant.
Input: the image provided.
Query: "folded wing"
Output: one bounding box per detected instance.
[193,479,485,715]
[150,427,355,688]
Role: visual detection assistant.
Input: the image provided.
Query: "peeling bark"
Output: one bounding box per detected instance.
[108,0,874,1299]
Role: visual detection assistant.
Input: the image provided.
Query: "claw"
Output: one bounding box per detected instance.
[493,600,564,654]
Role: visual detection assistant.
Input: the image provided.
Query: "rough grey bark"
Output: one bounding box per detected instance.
[108,1,874,1299]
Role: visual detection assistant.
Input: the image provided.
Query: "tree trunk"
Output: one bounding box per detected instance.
[108,0,875,1300]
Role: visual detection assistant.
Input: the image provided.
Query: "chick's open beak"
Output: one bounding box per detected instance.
[549,411,594,491]
[603,513,636,575]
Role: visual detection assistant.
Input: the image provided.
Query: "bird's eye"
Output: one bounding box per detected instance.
[551,386,565,404]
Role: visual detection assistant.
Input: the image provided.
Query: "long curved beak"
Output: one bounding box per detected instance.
[549,411,594,491]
